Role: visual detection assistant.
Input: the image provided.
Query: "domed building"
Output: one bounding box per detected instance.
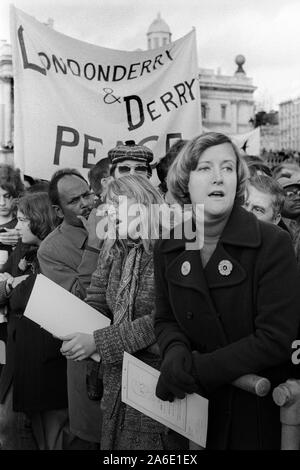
[147,13,172,50]
[146,14,256,135]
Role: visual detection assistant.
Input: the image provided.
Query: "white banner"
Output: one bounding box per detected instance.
[10,6,202,180]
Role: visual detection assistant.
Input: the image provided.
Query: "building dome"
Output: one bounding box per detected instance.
[147,13,172,50]
[147,13,171,34]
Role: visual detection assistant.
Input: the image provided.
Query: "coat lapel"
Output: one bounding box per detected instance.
[204,243,247,288]
[205,205,261,288]
[166,246,219,319]
[162,204,261,306]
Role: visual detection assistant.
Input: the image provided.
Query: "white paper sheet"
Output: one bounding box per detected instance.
[121,352,208,447]
[24,274,110,360]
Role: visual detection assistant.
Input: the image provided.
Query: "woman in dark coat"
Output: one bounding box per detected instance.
[154,132,300,450]
[0,192,67,450]
[0,178,25,380]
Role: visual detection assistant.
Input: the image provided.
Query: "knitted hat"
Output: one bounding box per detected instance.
[108,140,153,165]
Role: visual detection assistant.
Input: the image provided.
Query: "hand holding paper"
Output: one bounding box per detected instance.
[12,274,29,288]
[0,228,20,246]
[156,344,198,401]
[24,274,110,363]
[60,332,97,361]
[122,352,208,448]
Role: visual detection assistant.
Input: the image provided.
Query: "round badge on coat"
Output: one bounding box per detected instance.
[218,259,233,276]
[181,261,191,276]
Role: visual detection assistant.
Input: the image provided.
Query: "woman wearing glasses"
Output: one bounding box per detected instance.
[153,132,300,449]
[108,140,153,179]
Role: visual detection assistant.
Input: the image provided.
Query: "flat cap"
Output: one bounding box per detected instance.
[108,140,153,165]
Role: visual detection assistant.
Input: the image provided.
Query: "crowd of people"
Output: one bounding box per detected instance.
[0,132,300,450]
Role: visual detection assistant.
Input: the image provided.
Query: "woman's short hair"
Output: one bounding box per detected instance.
[18,192,60,241]
[156,139,188,193]
[101,175,163,259]
[0,164,24,195]
[0,181,22,199]
[167,132,249,206]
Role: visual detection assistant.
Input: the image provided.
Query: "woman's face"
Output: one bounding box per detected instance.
[15,210,40,245]
[109,197,144,240]
[0,187,14,217]
[188,143,237,221]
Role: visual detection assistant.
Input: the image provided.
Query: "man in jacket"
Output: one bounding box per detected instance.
[38,168,102,449]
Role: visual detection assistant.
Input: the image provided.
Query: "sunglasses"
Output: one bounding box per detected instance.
[117,164,148,175]
[285,189,300,199]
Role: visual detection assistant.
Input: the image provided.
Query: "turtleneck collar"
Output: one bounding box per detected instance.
[202,210,231,244]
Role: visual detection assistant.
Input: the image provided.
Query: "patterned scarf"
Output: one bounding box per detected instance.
[113,243,143,325]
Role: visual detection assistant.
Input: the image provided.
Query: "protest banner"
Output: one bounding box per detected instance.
[10,6,202,179]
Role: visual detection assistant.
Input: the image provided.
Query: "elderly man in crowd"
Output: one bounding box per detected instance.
[244,175,284,225]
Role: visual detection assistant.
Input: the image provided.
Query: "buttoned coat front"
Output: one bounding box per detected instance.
[154,205,300,450]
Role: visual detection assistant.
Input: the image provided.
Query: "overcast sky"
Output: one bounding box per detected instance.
[1,0,300,109]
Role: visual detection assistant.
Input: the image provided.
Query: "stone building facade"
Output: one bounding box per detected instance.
[279,97,300,151]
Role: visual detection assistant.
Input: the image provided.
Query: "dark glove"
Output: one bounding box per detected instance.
[156,374,186,402]
[156,344,198,401]
[190,350,208,396]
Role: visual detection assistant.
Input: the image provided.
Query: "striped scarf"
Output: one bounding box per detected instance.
[114,243,143,325]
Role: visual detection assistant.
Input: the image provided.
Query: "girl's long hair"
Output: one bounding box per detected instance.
[100,175,163,261]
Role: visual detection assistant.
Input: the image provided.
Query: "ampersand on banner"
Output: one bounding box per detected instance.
[103,88,121,104]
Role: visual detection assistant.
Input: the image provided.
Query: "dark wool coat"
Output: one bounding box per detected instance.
[0,252,67,412]
[0,242,37,402]
[154,205,300,450]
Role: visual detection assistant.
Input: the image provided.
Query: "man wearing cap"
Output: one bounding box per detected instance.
[273,162,300,181]
[278,175,300,264]
[108,140,153,179]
